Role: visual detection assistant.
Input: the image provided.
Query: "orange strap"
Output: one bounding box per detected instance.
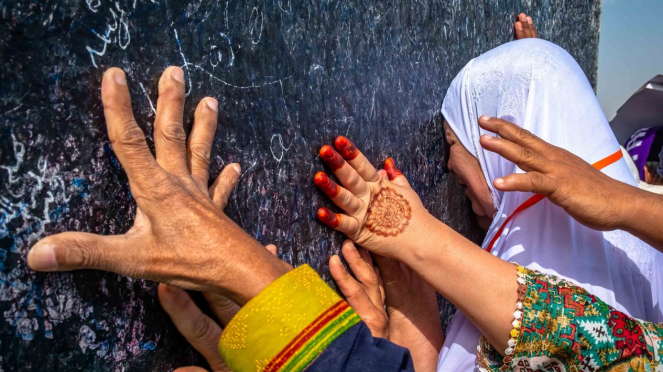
[485,149,623,253]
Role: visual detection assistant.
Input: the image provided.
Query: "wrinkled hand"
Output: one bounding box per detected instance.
[373,255,443,372]
[157,156,284,372]
[27,67,290,304]
[478,116,629,231]
[314,137,435,258]
[329,240,443,372]
[329,240,388,338]
[160,246,279,372]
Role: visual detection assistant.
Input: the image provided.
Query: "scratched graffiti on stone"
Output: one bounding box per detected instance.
[1,0,601,370]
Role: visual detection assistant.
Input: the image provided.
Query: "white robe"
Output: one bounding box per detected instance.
[437,39,663,372]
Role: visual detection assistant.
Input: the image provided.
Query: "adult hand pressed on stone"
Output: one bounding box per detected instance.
[26,66,291,305]
[314,137,436,258]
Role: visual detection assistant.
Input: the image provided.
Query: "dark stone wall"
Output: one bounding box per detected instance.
[0,1,600,370]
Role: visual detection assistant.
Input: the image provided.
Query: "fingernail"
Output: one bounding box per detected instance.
[331,255,341,265]
[527,16,533,24]
[479,115,491,121]
[113,70,127,85]
[495,178,504,186]
[481,134,492,141]
[205,98,218,112]
[171,67,185,83]
[232,163,241,175]
[27,243,57,271]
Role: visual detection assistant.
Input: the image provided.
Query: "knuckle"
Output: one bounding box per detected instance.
[159,121,186,145]
[111,120,145,148]
[67,239,99,268]
[190,315,217,342]
[519,147,536,163]
[189,143,212,167]
[529,172,545,186]
[346,171,362,190]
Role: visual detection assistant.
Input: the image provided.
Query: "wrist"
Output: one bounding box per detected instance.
[210,218,292,305]
[394,214,452,265]
[613,182,646,232]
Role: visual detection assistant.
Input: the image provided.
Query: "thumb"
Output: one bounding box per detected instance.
[27,232,136,274]
[384,158,411,188]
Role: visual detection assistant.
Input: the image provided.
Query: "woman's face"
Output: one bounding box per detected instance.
[444,120,497,230]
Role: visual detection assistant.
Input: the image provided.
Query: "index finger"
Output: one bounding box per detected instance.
[478,116,548,154]
[334,136,380,182]
[101,68,160,188]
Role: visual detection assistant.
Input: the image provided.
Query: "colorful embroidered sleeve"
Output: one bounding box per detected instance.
[219,264,361,372]
[477,266,663,371]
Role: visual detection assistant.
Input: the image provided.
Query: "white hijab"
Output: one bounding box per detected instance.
[437,39,663,371]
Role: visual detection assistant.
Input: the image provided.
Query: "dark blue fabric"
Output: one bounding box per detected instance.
[306,322,415,372]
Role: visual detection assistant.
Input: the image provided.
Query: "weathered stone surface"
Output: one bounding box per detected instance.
[0,0,600,370]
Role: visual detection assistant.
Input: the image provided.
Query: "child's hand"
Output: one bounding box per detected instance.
[314,137,436,258]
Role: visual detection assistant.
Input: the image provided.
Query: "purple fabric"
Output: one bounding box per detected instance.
[624,126,663,180]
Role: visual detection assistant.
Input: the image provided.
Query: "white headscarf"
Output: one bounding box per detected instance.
[437,39,663,372]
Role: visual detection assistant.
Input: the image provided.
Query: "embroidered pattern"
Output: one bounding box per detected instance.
[219,265,361,372]
[478,267,663,371]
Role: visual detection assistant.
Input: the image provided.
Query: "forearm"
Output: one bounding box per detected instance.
[388,312,444,372]
[618,185,663,251]
[207,215,292,305]
[393,215,518,354]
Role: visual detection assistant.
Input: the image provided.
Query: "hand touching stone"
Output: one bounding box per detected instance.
[314,137,436,258]
[27,67,290,305]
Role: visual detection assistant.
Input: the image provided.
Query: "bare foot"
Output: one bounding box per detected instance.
[515,12,538,39]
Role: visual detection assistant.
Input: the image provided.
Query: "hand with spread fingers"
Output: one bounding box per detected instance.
[314,137,438,259]
[26,67,291,305]
[478,115,663,250]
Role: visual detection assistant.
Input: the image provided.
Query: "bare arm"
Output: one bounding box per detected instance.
[315,139,520,354]
[477,115,663,251]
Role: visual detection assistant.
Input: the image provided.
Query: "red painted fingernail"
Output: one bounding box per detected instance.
[334,136,359,160]
[319,145,345,170]
[314,172,340,197]
[317,207,341,228]
[384,157,403,181]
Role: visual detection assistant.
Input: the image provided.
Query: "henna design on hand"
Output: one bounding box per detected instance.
[365,187,411,237]
[318,207,341,228]
[335,136,359,160]
[384,158,403,181]
[319,145,345,170]
[314,172,340,197]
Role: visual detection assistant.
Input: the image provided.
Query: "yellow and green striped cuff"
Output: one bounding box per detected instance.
[219,264,361,372]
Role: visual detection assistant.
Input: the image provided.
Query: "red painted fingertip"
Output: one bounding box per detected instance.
[334,136,359,160]
[317,207,341,228]
[319,145,345,170]
[384,157,403,181]
[314,172,340,197]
